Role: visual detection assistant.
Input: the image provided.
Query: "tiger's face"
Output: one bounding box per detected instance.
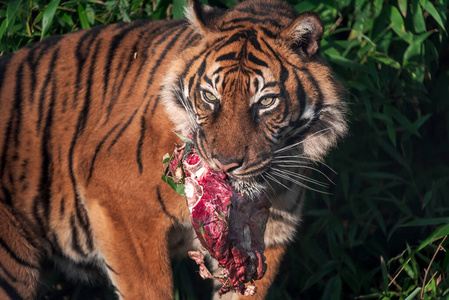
[162,0,347,198]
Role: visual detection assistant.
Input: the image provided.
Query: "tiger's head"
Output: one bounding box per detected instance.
[162,0,347,198]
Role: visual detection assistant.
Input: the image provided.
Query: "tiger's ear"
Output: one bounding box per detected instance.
[280,12,324,58]
[185,0,225,36]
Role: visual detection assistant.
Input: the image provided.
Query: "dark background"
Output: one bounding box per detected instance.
[1,0,448,299]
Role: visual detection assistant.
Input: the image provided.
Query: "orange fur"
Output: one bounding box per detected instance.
[0,0,347,298]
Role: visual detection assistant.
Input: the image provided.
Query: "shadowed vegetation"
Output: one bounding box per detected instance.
[1,0,448,299]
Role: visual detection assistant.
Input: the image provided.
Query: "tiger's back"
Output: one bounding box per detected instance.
[0,18,195,299]
[0,0,347,299]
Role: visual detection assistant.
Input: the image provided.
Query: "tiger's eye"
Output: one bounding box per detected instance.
[259,97,275,106]
[203,91,217,102]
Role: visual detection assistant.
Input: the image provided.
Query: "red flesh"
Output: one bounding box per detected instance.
[176,148,271,296]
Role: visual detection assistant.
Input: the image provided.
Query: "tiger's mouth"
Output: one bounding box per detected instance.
[224,172,267,200]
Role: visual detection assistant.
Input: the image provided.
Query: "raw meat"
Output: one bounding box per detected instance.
[164,142,271,296]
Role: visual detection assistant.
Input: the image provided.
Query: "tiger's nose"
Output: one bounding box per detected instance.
[212,158,240,172]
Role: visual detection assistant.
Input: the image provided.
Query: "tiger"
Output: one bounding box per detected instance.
[0,0,347,299]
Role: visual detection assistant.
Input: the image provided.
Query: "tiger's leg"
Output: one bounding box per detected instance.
[0,202,41,300]
[87,199,176,300]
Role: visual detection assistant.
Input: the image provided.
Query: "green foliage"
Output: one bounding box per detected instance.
[1,0,448,299]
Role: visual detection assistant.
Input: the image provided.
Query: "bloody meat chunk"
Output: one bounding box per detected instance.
[165,143,271,296]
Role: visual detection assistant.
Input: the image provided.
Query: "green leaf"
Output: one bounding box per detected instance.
[77,4,90,29]
[6,0,22,25]
[400,218,449,227]
[377,138,408,169]
[412,114,431,131]
[161,176,185,196]
[418,224,449,251]
[198,219,206,240]
[411,0,426,33]
[152,0,171,20]
[380,256,389,292]
[398,0,407,17]
[174,132,193,143]
[0,19,8,41]
[384,105,421,137]
[386,122,397,146]
[403,31,435,65]
[373,54,401,69]
[172,0,188,19]
[388,5,412,43]
[404,287,422,300]
[419,0,446,31]
[321,276,342,300]
[41,0,61,38]
[182,142,193,161]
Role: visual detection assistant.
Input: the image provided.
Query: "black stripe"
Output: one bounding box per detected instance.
[74,26,104,110]
[108,36,143,116]
[36,49,58,131]
[0,277,24,300]
[299,67,323,111]
[108,107,140,151]
[137,116,146,174]
[0,187,12,206]
[102,21,151,105]
[222,17,282,29]
[13,63,24,147]
[156,186,177,222]
[219,24,246,31]
[60,197,65,218]
[0,53,13,95]
[69,34,104,252]
[180,27,197,48]
[147,26,186,115]
[294,71,306,121]
[216,52,237,62]
[0,238,37,269]
[50,232,64,255]
[106,263,119,275]
[0,261,20,283]
[22,36,63,106]
[87,123,121,182]
[0,60,24,205]
[217,32,247,50]
[247,52,268,67]
[120,24,173,107]
[70,214,87,256]
[36,49,60,232]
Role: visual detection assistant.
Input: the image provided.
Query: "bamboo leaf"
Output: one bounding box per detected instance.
[77,4,90,29]
[419,0,446,31]
[398,0,407,17]
[41,0,61,38]
[418,224,449,251]
[411,0,426,33]
[321,276,342,300]
[172,0,188,19]
[6,0,22,25]
[388,5,412,43]
[404,287,421,300]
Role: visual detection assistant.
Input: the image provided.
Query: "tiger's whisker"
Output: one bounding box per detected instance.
[265,173,293,192]
[272,164,336,185]
[274,127,334,154]
[261,174,277,196]
[270,167,329,188]
[269,170,331,195]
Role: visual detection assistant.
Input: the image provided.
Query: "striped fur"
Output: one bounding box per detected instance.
[0,0,347,299]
